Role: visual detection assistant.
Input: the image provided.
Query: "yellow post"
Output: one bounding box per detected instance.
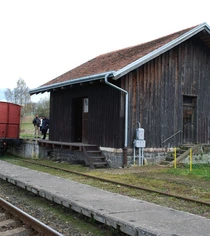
[174,147,176,169]
[190,148,192,171]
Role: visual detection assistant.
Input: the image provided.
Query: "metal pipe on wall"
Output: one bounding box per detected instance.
[104,73,128,167]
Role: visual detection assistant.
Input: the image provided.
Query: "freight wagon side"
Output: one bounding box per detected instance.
[0,102,21,141]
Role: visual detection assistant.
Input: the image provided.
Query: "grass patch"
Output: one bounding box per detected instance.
[20,122,34,138]
[163,164,210,180]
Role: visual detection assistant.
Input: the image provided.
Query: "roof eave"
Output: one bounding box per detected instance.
[113,22,210,80]
[29,71,115,95]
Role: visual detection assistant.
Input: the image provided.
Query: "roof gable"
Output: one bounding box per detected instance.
[114,22,210,79]
[30,22,210,94]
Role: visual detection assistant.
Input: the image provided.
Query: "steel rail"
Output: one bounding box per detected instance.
[22,160,210,208]
[0,197,63,236]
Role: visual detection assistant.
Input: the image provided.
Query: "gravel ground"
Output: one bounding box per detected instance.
[0,179,113,236]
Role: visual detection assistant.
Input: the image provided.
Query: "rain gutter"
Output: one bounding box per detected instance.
[29,71,116,95]
[104,73,128,167]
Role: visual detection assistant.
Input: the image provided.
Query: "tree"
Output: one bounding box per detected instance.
[4,78,50,116]
[4,88,14,102]
[35,97,50,118]
[4,78,32,114]
[4,78,31,105]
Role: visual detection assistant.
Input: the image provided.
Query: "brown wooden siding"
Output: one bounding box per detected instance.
[49,36,210,149]
[49,82,124,148]
[121,36,210,148]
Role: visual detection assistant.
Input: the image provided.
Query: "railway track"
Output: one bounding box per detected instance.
[0,197,63,236]
[22,159,210,208]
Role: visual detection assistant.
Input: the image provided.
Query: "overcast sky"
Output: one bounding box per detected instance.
[0,0,209,101]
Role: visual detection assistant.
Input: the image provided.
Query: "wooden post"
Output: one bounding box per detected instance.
[190,148,192,171]
[174,147,177,169]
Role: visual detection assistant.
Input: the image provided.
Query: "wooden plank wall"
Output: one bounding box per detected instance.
[50,82,124,148]
[49,37,210,149]
[121,37,210,148]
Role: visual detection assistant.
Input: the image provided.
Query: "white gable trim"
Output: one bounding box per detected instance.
[113,22,210,80]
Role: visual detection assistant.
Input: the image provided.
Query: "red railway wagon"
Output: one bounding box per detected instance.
[0,101,21,140]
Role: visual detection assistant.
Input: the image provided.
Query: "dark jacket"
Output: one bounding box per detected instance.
[32,117,40,127]
[42,117,49,130]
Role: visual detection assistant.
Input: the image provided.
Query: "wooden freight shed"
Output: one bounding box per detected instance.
[30,22,210,166]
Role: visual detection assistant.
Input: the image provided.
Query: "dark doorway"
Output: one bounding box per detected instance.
[72,98,82,142]
[82,98,89,143]
[183,96,197,144]
[72,97,89,143]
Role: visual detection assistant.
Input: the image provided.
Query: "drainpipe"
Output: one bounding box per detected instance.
[104,73,128,168]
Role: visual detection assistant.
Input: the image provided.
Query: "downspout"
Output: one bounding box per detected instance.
[104,73,128,167]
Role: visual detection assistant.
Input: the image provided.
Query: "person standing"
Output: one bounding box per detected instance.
[32,114,41,138]
[42,116,49,140]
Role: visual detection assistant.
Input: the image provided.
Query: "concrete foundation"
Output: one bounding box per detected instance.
[7,139,210,168]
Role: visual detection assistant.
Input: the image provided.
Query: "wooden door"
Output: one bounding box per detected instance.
[183,96,196,144]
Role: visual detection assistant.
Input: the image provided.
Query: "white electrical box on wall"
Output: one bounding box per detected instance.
[136,128,144,140]
[134,139,146,148]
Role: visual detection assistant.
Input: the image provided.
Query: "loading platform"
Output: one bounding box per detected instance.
[37,139,108,169]
[37,139,93,150]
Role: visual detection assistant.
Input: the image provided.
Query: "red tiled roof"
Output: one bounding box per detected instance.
[42,25,196,87]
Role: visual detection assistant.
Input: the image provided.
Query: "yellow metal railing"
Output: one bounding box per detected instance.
[173,147,193,171]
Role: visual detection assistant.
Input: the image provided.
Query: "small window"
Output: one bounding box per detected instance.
[183,95,196,105]
[83,98,89,113]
